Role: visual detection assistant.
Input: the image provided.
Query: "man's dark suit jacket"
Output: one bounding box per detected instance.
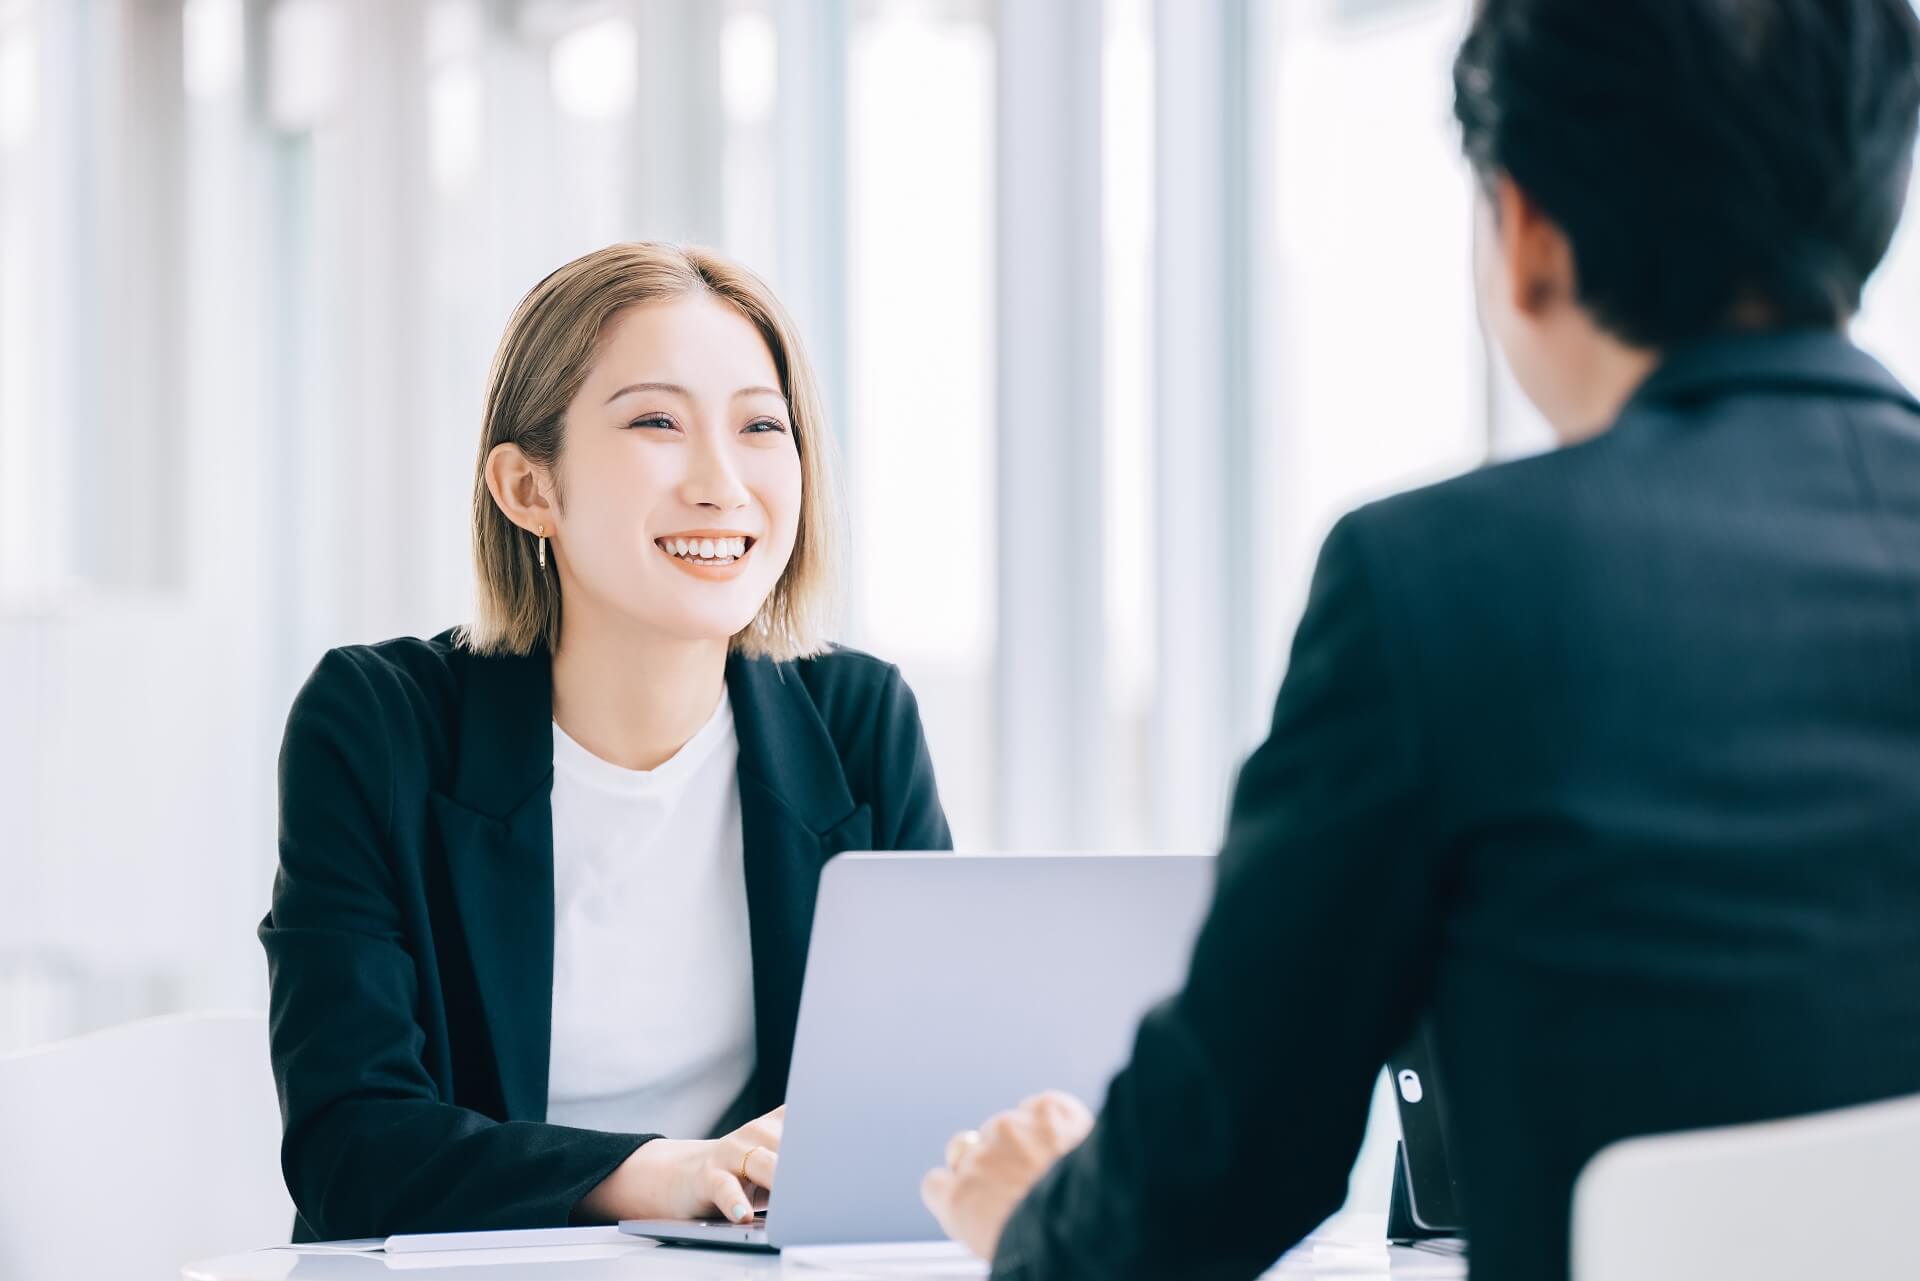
[993,330,1920,1281]
[259,634,951,1242]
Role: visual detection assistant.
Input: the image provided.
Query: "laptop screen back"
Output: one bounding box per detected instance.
[766,851,1216,1246]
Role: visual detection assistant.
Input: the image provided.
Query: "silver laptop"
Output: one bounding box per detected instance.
[621,850,1215,1250]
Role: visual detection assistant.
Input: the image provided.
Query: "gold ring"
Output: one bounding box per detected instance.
[738,1145,759,1184]
[946,1129,982,1171]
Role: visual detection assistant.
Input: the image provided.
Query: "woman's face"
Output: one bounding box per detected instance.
[549,292,802,646]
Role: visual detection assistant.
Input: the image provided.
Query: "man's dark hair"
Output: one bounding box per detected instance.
[1454,0,1920,348]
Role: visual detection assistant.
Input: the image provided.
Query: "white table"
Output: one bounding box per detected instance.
[182,1216,1466,1280]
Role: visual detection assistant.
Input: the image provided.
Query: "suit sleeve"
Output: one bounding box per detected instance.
[990,515,1451,1281]
[871,663,956,852]
[260,649,649,1241]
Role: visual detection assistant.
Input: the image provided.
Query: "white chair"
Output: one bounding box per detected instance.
[0,1011,293,1281]
[1572,1090,1920,1280]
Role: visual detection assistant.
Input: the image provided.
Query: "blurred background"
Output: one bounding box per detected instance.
[0,0,1915,1211]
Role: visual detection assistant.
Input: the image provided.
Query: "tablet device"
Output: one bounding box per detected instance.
[1388,1023,1465,1237]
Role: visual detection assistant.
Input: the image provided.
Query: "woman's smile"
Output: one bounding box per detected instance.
[654,530,757,581]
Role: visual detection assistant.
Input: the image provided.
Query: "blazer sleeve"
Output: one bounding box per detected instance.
[870,662,955,852]
[989,515,1450,1281]
[260,649,648,1241]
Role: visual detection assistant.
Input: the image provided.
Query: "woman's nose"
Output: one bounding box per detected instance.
[682,430,751,510]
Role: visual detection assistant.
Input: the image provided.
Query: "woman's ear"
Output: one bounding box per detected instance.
[484,442,556,534]
[1493,173,1577,318]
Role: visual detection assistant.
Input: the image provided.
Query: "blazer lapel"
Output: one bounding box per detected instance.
[727,655,873,1107]
[428,644,557,1122]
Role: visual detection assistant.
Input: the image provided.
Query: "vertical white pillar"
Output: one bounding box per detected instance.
[185,0,278,1007]
[74,0,186,592]
[343,0,434,638]
[629,0,725,244]
[773,0,850,457]
[0,0,71,603]
[1151,0,1257,847]
[994,0,1107,848]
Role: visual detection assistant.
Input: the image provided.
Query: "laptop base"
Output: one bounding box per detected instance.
[620,1215,778,1253]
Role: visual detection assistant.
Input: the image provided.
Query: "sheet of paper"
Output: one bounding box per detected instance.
[786,1242,989,1279]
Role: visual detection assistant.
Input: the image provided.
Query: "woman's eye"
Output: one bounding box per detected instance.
[628,415,676,431]
[745,418,789,435]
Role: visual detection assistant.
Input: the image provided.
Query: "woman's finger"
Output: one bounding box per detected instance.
[738,1115,784,1149]
[704,1164,756,1224]
[742,1142,779,1189]
[735,1105,786,1150]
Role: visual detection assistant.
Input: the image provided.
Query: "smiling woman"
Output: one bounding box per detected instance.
[466,244,840,664]
[258,242,952,1242]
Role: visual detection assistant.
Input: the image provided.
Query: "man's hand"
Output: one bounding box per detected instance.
[921,1091,1094,1261]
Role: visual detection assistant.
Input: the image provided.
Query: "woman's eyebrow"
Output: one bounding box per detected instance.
[602,382,787,405]
[604,381,688,405]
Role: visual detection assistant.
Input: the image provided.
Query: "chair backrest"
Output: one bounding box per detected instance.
[0,1011,293,1281]
[1572,1091,1920,1281]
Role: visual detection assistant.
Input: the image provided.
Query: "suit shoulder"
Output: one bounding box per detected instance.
[1336,435,1636,590]
[782,644,907,709]
[741,645,914,750]
[1348,439,1601,538]
[292,630,462,728]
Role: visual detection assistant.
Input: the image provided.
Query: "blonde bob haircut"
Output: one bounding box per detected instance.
[462,242,843,662]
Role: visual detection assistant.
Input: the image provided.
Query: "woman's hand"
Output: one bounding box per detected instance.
[921,1091,1094,1260]
[577,1104,785,1224]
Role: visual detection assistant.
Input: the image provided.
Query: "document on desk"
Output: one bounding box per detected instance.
[278,1227,636,1255]
[785,1243,987,1279]
[275,1239,385,1254]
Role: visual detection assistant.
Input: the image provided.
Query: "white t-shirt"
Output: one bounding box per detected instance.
[544,691,757,1140]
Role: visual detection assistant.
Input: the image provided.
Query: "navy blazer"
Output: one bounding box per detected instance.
[260,633,951,1241]
[992,331,1920,1281]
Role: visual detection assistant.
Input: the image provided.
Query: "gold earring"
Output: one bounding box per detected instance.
[536,525,547,571]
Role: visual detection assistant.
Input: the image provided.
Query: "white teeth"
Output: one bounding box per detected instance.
[661,536,750,562]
